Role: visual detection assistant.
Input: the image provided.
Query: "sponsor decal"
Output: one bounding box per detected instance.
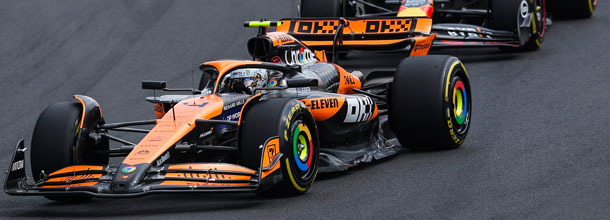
[520,0,530,18]
[271,56,282,64]
[154,103,164,113]
[269,33,295,45]
[284,48,317,65]
[224,112,240,121]
[297,21,339,34]
[129,157,146,161]
[446,108,463,144]
[365,20,411,33]
[268,78,278,87]
[199,130,213,139]
[11,160,24,171]
[446,27,492,39]
[136,149,150,155]
[297,87,311,92]
[223,99,246,111]
[344,75,356,85]
[414,42,431,52]
[284,104,302,141]
[308,98,339,110]
[122,166,136,173]
[155,152,171,166]
[266,142,278,164]
[344,96,374,123]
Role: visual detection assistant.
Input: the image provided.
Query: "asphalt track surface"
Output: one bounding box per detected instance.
[1,1,609,219]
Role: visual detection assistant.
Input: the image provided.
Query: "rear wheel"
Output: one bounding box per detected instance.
[31,102,93,202]
[551,0,596,19]
[492,0,546,51]
[388,55,471,150]
[240,99,319,196]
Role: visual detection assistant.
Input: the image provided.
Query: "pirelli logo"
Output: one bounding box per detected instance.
[293,19,412,34]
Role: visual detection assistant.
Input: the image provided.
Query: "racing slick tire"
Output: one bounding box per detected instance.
[388,55,471,150]
[30,102,99,202]
[492,0,546,51]
[551,0,596,19]
[239,98,319,196]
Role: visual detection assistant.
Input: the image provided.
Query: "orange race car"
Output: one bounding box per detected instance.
[5,18,471,201]
[300,0,596,51]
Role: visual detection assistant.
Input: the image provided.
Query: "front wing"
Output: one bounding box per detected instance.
[431,23,521,48]
[4,140,283,198]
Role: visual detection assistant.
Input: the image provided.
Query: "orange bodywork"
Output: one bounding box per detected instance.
[261,138,281,179]
[267,32,296,46]
[46,174,102,183]
[302,39,408,47]
[413,17,433,33]
[277,18,415,35]
[275,17,433,54]
[122,95,224,165]
[167,164,256,174]
[48,165,104,176]
[165,173,251,181]
[410,34,437,56]
[335,64,361,94]
[159,181,250,186]
[314,50,328,62]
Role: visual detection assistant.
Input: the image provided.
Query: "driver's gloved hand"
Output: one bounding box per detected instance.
[231,81,253,95]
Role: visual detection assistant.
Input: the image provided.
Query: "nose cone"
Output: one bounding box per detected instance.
[111,163,150,193]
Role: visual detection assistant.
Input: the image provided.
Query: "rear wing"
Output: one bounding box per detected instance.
[275,17,435,52]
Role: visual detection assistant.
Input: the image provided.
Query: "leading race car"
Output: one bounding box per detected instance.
[5,17,472,201]
[300,0,596,51]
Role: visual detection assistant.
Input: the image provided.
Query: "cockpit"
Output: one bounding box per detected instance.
[217,68,283,95]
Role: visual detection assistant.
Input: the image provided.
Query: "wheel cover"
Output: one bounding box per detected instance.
[292,120,314,176]
[453,80,467,125]
[451,76,470,134]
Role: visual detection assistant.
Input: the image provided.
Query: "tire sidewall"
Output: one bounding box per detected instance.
[441,59,471,146]
[277,100,319,191]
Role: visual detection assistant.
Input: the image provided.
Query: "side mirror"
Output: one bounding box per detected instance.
[142,80,166,90]
[286,78,318,88]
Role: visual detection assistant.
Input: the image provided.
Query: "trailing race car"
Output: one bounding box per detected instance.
[5,17,471,201]
[300,0,596,51]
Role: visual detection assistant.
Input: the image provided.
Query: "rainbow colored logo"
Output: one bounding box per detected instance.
[453,80,467,125]
[293,123,313,172]
[121,166,136,173]
[268,78,277,87]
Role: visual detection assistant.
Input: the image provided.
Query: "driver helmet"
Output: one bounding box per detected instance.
[229,69,268,93]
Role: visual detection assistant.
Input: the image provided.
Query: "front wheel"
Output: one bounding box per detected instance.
[239,99,319,196]
[31,102,93,202]
[492,0,547,51]
[388,55,472,150]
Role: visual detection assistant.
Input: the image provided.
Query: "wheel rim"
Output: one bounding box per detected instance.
[451,76,470,134]
[590,0,597,14]
[533,0,546,39]
[291,119,315,179]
